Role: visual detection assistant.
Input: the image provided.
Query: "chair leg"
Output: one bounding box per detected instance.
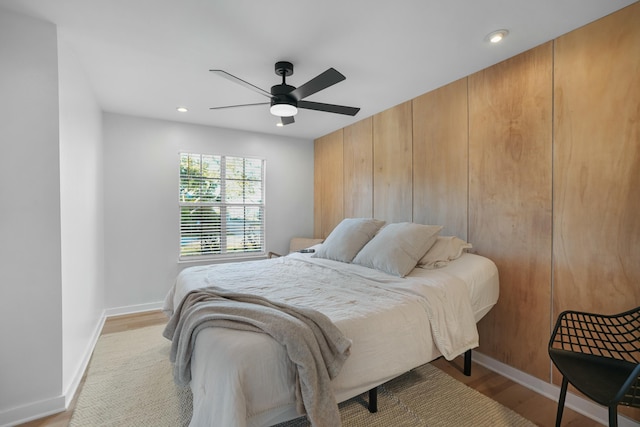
[555,376,569,427]
[608,406,618,427]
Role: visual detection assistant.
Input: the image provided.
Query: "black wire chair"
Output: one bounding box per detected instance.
[548,306,640,427]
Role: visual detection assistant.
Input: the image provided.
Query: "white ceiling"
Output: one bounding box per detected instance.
[1,0,636,140]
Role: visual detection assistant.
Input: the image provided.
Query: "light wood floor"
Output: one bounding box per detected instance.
[18,310,603,427]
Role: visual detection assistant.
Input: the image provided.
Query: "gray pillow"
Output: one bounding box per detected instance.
[312,218,385,263]
[418,236,472,269]
[353,223,442,277]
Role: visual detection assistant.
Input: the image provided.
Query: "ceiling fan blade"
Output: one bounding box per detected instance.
[210,70,272,98]
[209,102,269,110]
[281,116,295,125]
[289,68,346,101]
[298,100,360,116]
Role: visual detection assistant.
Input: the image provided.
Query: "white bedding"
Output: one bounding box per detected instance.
[163,251,499,427]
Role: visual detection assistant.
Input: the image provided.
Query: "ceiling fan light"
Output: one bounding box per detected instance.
[270,102,298,117]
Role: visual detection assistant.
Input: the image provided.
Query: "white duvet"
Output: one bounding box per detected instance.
[163,251,491,427]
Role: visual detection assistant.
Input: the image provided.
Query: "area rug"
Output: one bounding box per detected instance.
[70,324,535,426]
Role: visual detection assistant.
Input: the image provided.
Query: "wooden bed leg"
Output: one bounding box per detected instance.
[464,349,472,376]
[368,387,378,413]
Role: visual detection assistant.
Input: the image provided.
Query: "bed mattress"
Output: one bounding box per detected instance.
[163,250,498,427]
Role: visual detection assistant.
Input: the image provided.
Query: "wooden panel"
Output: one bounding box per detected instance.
[373,101,413,223]
[412,78,468,238]
[313,129,344,238]
[553,5,640,320]
[469,42,553,380]
[343,117,373,218]
[554,9,640,418]
[313,140,322,238]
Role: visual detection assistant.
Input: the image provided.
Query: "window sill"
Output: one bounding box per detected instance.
[178,254,268,265]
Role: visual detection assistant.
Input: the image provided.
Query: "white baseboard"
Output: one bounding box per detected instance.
[63,312,106,407]
[104,301,164,317]
[473,351,640,427]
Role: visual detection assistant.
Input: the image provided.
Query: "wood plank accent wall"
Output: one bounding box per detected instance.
[469,42,553,379]
[373,101,413,223]
[553,5,640,331]
[314,129,344,239]
[413,78,469,239]
[344,117,374,218]
[314,2,640,389]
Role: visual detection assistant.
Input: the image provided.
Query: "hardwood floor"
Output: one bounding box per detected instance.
[18,311,603,427]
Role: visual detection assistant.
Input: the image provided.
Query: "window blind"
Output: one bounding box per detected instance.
[179,153,264,259]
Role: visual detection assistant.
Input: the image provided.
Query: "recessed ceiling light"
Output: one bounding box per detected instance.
[276,122,284,127]
[486,29,509,43]
[176,106,188,112]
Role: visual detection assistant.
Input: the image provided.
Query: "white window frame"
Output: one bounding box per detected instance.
[179,152,265,261]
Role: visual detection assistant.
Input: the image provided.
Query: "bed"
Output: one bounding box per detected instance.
[163,220,499,427]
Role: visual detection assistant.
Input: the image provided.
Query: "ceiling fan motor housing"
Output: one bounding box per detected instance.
[271,83,297,102]
[270,83,298,116]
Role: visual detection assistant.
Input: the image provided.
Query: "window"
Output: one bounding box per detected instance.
[179,153,265,260]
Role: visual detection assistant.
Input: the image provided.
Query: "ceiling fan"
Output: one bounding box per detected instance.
[209,61,360,126]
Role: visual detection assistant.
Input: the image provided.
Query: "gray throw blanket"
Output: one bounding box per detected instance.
[163,286,352,427]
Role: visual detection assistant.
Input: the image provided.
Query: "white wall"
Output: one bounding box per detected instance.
[0,8,64,425]
[103,114,315,310]
[0,8,313,424]
[58,40,105,405]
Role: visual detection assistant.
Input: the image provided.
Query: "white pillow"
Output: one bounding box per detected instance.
[418,236,472,269]
[312,218,385,263]
[352,223,442,277]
